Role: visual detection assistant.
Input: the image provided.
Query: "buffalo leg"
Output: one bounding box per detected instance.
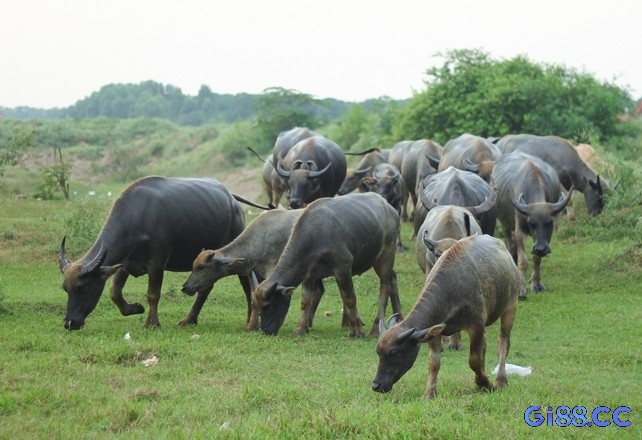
[178,286,212,326]
[447,332,464,351]
[468,324,493,391]
[238,274,253,324]
[294,278,318,335]
[371,257,401,336]
[530,254,546,292]
[144,269,163,328]
[307,279,325,328]
[334,271,364,338]
[109,269,145,316]
[423,336,443,399]
[495,303,516,389]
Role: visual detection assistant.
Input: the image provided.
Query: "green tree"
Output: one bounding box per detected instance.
[254,87,321,152]
[1,129,31,178]
[394,49,632,144]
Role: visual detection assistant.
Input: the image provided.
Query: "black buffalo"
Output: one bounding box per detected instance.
[58,176,251,330]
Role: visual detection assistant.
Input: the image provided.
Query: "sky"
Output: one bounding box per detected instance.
[2,0,641,109]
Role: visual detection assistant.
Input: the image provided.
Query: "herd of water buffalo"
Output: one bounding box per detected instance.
[57,127,608,398]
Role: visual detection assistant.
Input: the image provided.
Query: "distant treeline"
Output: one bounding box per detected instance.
[0,81,398,126]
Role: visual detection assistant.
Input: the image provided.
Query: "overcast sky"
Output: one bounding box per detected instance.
[2,0,641,108]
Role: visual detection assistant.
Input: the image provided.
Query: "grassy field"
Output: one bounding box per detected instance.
[0,177,640,439]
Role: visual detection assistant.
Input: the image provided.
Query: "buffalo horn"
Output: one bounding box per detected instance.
[276,160,291,178]
[418,180,438,211]
[551,184,575,216]
[308,162,332,178]
[58,236,70,273]
[511,193,529,216]
[462,157,480,173]
[81,244,107,276]
[467,187,497,217]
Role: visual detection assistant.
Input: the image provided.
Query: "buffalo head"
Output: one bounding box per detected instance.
[252,281,295,335]
[181,250,245,296]
[511,186,573,257]
[277,159,332,209]
[58,236,121,330]
[372,314,445,393]
[584,175,606,216]
[338,167,371,195]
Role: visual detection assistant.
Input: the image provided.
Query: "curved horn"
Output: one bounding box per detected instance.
[276,160,291,178]
[308,162,332,178]
[466,187,497,217]
[551,184,574,216]
[80,244,107,277]
[58,236,70,273]
[462,157,480,173]
[511,193,529,216]
[426,154,440,170]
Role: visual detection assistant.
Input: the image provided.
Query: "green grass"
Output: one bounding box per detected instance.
[0,191,640,439]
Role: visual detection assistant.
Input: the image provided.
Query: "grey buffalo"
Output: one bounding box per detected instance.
[431,133,501,183]
[372,234,523,399]
[496,134,607,217]
[180,209,326,328]
[360,163,405,251]
[270,127,319,206]
[415,166,497,237]
[400,140,443,221]
[276,135,347,209]
[251,192,402,338]
[338,148,387,195]
[58,176,251,330]
[492,151,573,294]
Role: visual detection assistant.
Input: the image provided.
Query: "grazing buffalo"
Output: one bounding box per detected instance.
[180,209,326,328]
[58,176,252,330]
[415,206,483,350]
[372,234,523,399]
[415,166,497,237]
[360,163,406,251]
[251,192,402,338]
[492,151,573,294]
[338,148,387,195]
[496,134,607,217]
[270,127,319,206]
[400,140,442,222]
[276,135,347,209]
[431,133,501,183]
[387,141,415,221]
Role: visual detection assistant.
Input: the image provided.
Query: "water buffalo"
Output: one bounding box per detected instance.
[414,166,497,237]
[338,148,387,195]
[372,234,523,399]
[270,127,319,206]
[180,209,327,328]
[387,140,415,221]
[496,134,607,217]
[400,140,442,221]
[360,163,405,251]
[251,192,402,338]
[415,206,483,350]
[431,133,501,183]
[492,151,573,294]
[276,135,347,209]
[58,176,252,330]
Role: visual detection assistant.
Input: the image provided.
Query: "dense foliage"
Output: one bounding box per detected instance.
[393,49,634,144]
[0,81,353,127]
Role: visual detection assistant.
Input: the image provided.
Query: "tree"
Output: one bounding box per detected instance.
[38,147,71,200]
[1,129,31,179]
[393,49,633,144]
[254,87,322,152]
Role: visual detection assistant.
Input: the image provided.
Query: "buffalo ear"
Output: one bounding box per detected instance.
[275,285,295,297]
[386,313,402,328]
[421,323,446,341]
[222,257,245,268]
[204,251,215,262]
[100,264,122,280]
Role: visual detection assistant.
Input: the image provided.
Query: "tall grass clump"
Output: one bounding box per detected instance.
[60,194,112,251]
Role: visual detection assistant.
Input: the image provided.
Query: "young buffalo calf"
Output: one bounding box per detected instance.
[372,234,524,399]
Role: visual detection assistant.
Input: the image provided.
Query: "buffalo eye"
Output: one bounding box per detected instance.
[197,263,206,270]
[387,349,398,358]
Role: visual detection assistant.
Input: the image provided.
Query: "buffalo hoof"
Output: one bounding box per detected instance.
[347,330,365,338]
[448,343,464,351]
[178,317,197,326]
[518,287,528,300]
[293,326,310,336]
[123,302,145,316]
[530,283,546,293]
[144,319,160,329]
